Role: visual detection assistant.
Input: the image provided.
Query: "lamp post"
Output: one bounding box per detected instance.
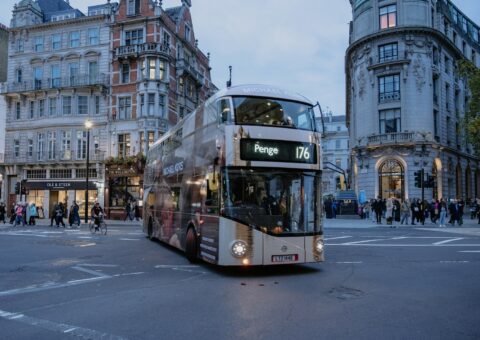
[84,120,93,223]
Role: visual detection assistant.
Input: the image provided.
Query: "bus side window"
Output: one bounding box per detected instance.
[217,98,231,124]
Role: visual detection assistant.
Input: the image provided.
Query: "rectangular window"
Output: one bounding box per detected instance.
[148,131,155,149]
[126,0,138,16]
[76,131,87,160]
[159,95,165,117]
[446,116,451,145]
[61,131,71,160]
[89,61,98,83]
[118,134,131,158]
[16,39,24,52]
[444,56,449,74]
[95,96,100,115]
[51,65,61,88]
[148,94,155,116]
[50,169,72,179]
[179,77,184,95]
[26,169,47,179]
[16,69,22,83]
[433,77,439,104]
[163,31,170,48]
[52,34,61,50]
[16,102,21,120]
[445,83,450,111]
[148,58,155,79]
[378,74,400,103]
[379,109,401,133]
[335,140,341,150]
[139,94,145,117]
[380,5,396,29]
[379,42,398,63]
[76,168,97,178]
[69,62,79,86]
[433,109,439,140]
[185,25,191,41]
[49,98,57,116]
[70,31,80,48]
[14,140,20,157]
[121,63,130,83]
[29,101,35,119]
[118,97,132,119]
[39,99,45,117]
[63,96,72,115]
[125,29,143,45]
[37,133,45,160]
[34,67,43,89]
[139,131,144,154]
[28,139,33,157]
[88,28,99,45]
[34,36,44,52]
[158,60,165,80]
[47,131,56,160]
[78,96,88,115]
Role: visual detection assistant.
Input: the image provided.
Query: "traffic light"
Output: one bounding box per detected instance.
[426,175,435,188]
[414,170,422,188]
[21,179,27,195]
[15,182,20,195]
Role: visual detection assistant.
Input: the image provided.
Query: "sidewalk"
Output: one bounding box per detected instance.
[0,217,142,229]
[324,216,480,229]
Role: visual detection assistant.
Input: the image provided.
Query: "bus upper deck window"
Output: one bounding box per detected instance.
[218,99,231,123]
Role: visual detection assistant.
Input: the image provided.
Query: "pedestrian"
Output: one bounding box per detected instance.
[393,199,401,223]
[332,200,337,219]
[28,203,37,225]
[9,203,16,224]
[0,202,6,223]
[69,201,80,227]
[21,203,27,226]
[124,201,133,221]
[50,202,58,226]
[458,198,464,226]
[385,198,394,226]
[410,199,418,225]
[364,201,371,220]
[134,202,141,221]
[469,200,478,219]
[439,198,447,227]
[55,202,65,227]
[13,203,24,227]
[400,199,411,225]
[374,198,383,224]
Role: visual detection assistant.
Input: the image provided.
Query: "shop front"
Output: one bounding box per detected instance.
[105,165,144,220]
[25,181,99,219]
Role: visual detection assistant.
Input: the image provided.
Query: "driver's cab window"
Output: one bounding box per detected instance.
[217,98,232,124]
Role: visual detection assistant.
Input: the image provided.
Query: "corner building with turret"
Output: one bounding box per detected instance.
[346,0,480,202]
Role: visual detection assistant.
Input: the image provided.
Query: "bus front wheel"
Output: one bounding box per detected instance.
[185,228,198,263]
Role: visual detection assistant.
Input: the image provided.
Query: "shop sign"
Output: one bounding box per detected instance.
[26,181,97,190]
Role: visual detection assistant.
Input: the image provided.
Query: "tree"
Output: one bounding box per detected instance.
[458,60,480,154]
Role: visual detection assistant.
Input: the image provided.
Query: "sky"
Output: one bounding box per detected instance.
[0,0,479,115]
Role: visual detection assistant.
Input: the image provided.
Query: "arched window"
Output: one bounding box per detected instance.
[378,159,404,200]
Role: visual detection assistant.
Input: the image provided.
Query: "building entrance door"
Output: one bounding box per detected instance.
[378,159,404,200]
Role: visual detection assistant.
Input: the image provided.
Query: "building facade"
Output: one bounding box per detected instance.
[1,0,215,219]
[0,23,9,199]
[346,0,480,202]
[319,113,350,196]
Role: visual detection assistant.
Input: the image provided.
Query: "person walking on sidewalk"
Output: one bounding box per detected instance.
[124,202,133,221]
[373,198,382,224]
[13,203,25,227]
[400,199,410,225]
[55,202,66,228]
[134,202,141,221]
[0,202,6,224]
[439,199,447,227]
[28,203,37,225]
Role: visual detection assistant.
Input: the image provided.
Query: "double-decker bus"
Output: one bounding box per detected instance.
[143,84,323,266]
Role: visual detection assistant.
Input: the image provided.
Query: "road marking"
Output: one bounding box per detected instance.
[328,243,480,247]
[459,250,480,253]
[77,243,96,247]
[324,236,352,241]
[155,265,200,269]
[440,261,470,263]
[5,233,49,238]
[330,261,363,264]
[433,238,464,245]
[78,236,92,239]
[79,263,118,268]
[112,272,145,277]
[0,308,127,340]
[119,238,140,241]
[341,239,385,245]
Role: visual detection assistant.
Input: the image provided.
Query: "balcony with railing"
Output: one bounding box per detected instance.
[1,74,109,94]
[356,131,433,148]
[379,91,400,103]
[176,58,205,85]
[115,42,171,60]
[5,150,106,164]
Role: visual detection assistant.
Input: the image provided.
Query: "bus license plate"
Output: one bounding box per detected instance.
[271,254,299,263]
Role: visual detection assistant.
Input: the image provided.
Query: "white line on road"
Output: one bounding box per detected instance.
[76,243,96,247]
[459,250,480,253]
[341,239,386,245]
[330,261,363,264]
[0,308,128,340]
[119,238,140,241]
[78,263,118,268]
[440,261,470,263]
[328,243,480,247]
[433,238,464,245]
[324,236,352,241]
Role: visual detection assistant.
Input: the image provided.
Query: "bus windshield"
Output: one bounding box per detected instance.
[222,168,321,235]
[233,97,315,131]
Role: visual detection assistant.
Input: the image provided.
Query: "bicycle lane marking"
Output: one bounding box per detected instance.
[0,308,128,340]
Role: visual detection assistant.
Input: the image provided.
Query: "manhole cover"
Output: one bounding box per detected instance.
[329,286,364,300]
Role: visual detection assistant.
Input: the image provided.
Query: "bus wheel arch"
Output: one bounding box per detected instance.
[185,224,199,263]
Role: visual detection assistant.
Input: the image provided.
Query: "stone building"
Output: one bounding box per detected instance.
[346,0,480,202]
[1,0,112,218]
[0,23,9,198]
[1,0,216,219]
[318,112,350,196]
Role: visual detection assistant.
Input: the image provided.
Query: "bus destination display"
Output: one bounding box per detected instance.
[240,139,317,164]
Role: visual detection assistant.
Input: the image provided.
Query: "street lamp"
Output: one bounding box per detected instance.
[84,120,93,223]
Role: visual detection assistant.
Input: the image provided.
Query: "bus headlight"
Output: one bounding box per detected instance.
[231,240,248,258]
[315,239,324,253]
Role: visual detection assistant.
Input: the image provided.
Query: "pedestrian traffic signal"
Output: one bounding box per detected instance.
[14,182,20,195]
[414,170,422,188]
[426,175,435,188]
[21,179,27,195]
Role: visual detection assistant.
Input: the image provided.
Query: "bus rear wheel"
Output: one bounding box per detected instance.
[185,228,198,263]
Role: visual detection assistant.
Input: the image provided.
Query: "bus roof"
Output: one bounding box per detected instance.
[209,84,314,106]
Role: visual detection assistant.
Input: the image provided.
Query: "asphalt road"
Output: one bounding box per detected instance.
[0,221,479,340]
